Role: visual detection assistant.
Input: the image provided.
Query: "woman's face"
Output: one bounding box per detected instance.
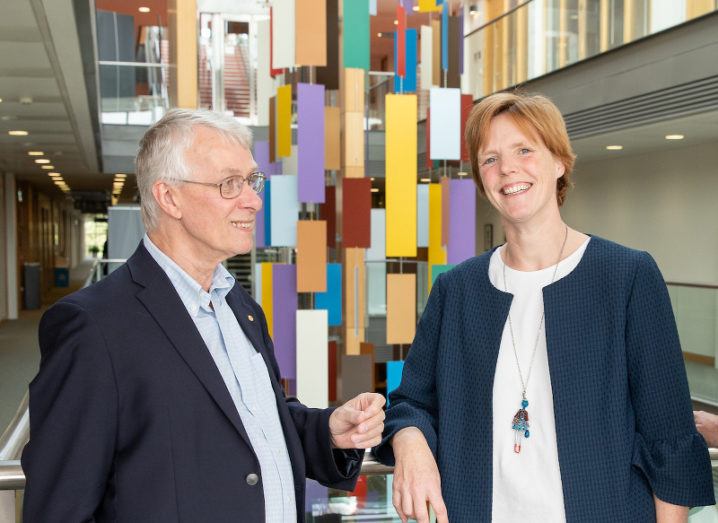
[477,113,564,226]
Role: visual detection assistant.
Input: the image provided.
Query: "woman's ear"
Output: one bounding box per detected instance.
[152,181,183,220]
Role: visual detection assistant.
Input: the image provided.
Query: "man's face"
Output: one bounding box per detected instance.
[172,126,262,264]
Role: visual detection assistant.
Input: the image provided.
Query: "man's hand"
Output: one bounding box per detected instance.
[391,427,448,523]
[694,410,718,447]
[329,392,386,449]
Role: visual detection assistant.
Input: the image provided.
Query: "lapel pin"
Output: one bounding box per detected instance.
[247,314,254,322]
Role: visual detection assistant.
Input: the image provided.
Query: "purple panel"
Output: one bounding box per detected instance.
[273,264,297,379]
[255,190,265,248]
[297,83,326,203]
[402,0,413,11]
[448,179,476,264]
[458,11,464,75]
[268,161,283,175]
[305,479,329,513]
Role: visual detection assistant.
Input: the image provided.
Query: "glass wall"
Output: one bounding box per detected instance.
[465,0,718,99]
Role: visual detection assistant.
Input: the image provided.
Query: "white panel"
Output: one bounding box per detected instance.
[282,144,298,174]
[296,309,328,408]
[420,25,434,90]
[528,0,546,80]
[256,19,272,126]
[429,88,461,160]
[254,262,262,305]
[367,209,386,261]
[370,0,377,15]
[417,183,429,247]
[367,263,387,316]
[650,0,685,32]
[270,175,300,246]
[272,0,295,68]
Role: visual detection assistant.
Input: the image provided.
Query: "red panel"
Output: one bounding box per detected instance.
[396,6,406,78]
[320,185,336,248]
[342,178,372,248]
[461,94,474,162]
[328,340,337,402]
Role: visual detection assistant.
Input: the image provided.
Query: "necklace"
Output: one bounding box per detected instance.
[502,225,568,454]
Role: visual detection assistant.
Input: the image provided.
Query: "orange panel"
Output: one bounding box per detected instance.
[386,273,416,344]
[325,106,341,170]
[295,0,327,66]
[296,220,327,292]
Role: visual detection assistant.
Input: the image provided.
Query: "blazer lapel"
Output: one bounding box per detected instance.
[127,245,253,449]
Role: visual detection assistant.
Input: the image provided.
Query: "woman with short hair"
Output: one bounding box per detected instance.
[374,92,714,522]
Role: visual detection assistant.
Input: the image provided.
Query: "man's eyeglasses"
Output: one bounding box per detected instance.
[174,172,266,199]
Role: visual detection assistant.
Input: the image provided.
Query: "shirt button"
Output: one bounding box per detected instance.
[246,473,259,486]
[247,314,254,322]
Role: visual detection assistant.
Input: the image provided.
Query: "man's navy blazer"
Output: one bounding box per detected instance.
[22,243,362,522]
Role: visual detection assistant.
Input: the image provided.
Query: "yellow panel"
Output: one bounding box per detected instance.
[428,183,446,289]
[418,0,443,13]
[277,84,292,158]
[386,274,416,344]
[687,0,714,19]
[342,68,365,112]
[385,94,417,258]
[261,262,274,338]
[344,166,364,178]
[343,112,365,169]
[344,325,365,356]
[344,247,366,332]
[325,107,341,170]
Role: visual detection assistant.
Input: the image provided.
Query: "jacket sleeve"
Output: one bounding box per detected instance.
[372,273,446,466]
[21,300,118,522]
[626,252,715,507]
[255,304,363,491]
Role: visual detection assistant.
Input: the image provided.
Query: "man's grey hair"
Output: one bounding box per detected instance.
[135,108,254,230]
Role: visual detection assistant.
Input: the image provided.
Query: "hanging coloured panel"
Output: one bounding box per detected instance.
[428,183,446,288]
[366,209,386,261]
[297,220,327,292]
[431,263,455,285]
[270,175,300,246]
[295,0,327,66]
[386,360,405,405]
[316,0,339,89]
[256,20,271,126]
[417,184,429,248]
[420,25,434,90]
[386,273,416,344]
[418,0,442,12]
[461,94,473,161]
[298,83,325,203]
[385,94,417,257]
[296,309,328,408]
[260,262,274,337]
[394,28,417,93]
[429,88,461,160]
[277,85,292,158]
[343,112,364,170]
[343,0,370,70]
[441,176,450,246]
[315,263,342,326]
[448,179,476,264]
[273,264,297,379]
[272,0,295,68]
[342,178,371,248]
[344,247,366,355]
[325,107,341,171]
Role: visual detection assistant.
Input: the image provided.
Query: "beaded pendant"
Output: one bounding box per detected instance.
[511,398,531,454]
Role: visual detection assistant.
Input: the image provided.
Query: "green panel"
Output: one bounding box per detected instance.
[431,264,455,285]
[343,0,370,70]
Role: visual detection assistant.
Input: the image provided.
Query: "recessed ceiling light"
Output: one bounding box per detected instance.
[28,151,44,156]
[42,165,54,170]
[8,130,28,136]
[1,115,17,121]
[393,19,398,25]
[0,97,3,103]
[115,173,127,177]
[138,6,150,13]
[457,171,469,177]
[665,134,684,140]
[606,145,623,150]
[370,188,379,193]
[35,158,50,164]
[48,172,61,176]
[420,177,431,183]
[376,32,382,37]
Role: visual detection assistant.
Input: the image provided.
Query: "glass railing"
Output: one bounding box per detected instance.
[99,61,170,126]
[464,0,718,99]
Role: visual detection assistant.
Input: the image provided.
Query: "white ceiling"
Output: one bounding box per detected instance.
[0,0,101,195]
[573,110,718,164]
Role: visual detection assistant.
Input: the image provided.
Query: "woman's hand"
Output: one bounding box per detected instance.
[391,427,449,523]
[694,410,718,447]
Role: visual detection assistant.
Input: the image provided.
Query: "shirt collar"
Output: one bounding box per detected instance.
[143,235,235,317]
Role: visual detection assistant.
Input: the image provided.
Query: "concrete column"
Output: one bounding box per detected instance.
[4,173,18,320]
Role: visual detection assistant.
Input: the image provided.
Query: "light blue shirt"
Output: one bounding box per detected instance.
[143,235,296,522]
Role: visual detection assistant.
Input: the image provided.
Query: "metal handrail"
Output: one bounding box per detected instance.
[0,393,28,461]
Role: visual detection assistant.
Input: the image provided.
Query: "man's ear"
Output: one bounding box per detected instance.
[152,181,182,220]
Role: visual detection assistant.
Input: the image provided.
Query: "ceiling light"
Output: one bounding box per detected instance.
[138,6,151,13]
[370,188,379,193]
[665,134,684,140]
[1,115,17,121]
[48,172,61,177]
[420,177,431,183]
[19,96,33,105]
[606,145,623,151]
[42,165,54,170]
[376,32,382,37]
[0,97,3,103]
[35,158,50,164]
[8,130,28,136]
[393,19,398,25]
[28,151,44,156]
[412,5,419,11]
[115,173,127,177]
[457,171,469,177]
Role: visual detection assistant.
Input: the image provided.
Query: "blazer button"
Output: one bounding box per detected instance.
[247,314,254,322]
[246,473,259,486]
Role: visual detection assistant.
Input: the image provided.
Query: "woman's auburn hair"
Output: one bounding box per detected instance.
[465,91,576,206]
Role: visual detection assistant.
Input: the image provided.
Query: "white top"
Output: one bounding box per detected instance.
[489,237,590,523]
